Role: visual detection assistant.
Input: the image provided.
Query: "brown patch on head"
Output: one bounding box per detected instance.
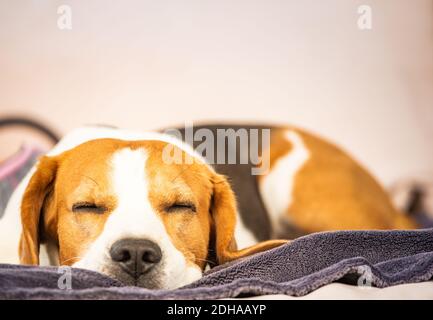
[20,139,123,265]
[143,141,213,269]
[54,140,121,265]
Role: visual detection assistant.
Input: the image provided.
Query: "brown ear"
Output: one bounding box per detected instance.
[210,173,288,265]
[19,156,58,265]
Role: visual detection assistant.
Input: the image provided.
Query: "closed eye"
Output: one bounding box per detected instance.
[72,202,106,214]
[165,202,196,213]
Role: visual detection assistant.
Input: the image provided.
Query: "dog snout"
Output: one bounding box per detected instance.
[109,238,162,278]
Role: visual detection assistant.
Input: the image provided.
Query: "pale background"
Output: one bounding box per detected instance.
[0,0,432,186]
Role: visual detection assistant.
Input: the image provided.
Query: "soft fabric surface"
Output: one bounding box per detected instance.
[1,228,432,299]
[238,282,433,300]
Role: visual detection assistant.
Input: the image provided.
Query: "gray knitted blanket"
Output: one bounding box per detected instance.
[1,228,432,299]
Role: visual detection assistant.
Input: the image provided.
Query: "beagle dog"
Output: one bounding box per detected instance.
[0,124,417,289]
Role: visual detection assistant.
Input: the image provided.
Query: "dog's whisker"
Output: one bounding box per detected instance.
[59,256,83,265]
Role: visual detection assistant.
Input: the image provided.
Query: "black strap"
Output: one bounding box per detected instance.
[0,116,60,144]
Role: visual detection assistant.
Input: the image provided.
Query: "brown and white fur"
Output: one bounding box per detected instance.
[0,125,416,289]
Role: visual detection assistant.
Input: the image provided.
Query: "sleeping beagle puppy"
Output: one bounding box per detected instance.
[0,124,417,289]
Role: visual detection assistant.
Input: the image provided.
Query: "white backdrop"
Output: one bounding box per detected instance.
[0,0,432,185]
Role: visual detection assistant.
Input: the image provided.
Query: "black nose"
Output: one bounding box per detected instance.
[109,239,162,278]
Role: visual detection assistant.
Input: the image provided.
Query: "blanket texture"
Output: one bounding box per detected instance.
[1,228,432,299]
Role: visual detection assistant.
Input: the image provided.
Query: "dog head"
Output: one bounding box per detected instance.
[19,137,285,289]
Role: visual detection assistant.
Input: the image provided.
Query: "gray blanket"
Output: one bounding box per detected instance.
[1,228,432,299]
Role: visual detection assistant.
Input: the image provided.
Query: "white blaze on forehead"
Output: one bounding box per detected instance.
[107,147,169,242]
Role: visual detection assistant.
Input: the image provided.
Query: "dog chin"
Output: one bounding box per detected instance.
[73,257,203,289]
[109,270,163,289]
[100,263,203,290]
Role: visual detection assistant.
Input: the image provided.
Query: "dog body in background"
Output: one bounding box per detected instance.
[0,125,416,289]
[174,125,417,242]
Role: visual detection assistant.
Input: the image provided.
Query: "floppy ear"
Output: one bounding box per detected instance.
[19,156,58,265]
[210,173,288,265]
